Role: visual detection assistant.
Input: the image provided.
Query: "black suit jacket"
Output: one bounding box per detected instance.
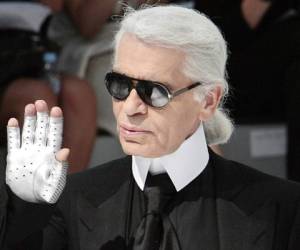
[4,151,300,250]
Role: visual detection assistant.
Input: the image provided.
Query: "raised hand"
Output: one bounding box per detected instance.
[5,100,69,204]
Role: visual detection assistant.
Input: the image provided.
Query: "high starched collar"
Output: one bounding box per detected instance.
[132,123,209,191]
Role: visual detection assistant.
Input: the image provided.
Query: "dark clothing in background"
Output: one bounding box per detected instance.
[194,0,300,181]
[194,0,300,122]
[0,0,59,91]
[0,29,58,88]
[4,152,300,249]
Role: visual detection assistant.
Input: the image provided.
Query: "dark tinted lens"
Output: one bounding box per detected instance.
[105,73,131,100]
[137,81,169,107]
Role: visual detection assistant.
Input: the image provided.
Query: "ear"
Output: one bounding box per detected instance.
[198,85,223,121]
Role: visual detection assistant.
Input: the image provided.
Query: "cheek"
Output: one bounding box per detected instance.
[165,124,185,144]
[153,127,170,147]
[152,117,185,153]
[112,101,121,120]
[142,129,173,157]
[164,106,200,142]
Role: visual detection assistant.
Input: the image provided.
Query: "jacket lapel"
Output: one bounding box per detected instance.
[210,150,276,250]
[77,180,132,250]
[217,198,276,250]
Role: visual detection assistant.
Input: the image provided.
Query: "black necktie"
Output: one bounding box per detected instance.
[132,174,181,250]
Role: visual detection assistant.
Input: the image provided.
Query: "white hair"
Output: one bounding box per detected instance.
[113,5,234,145]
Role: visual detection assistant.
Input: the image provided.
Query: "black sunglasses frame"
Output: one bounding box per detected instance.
[105,71,202,108]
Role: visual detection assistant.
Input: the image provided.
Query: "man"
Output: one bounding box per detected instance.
[3,5,300,250]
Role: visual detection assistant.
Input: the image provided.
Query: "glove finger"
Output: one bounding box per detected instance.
[47,116,63,153]
[22,115,36,149]
[7,125,20,153]
[34,112,49,148]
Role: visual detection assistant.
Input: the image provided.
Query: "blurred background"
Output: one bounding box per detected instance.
[0,0,299,181]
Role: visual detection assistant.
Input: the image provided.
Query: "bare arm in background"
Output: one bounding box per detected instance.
[40,0,171,39]
[40,0,117,39]
[64,0,118,39]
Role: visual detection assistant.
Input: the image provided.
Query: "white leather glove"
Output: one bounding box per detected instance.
[6,110,67,204]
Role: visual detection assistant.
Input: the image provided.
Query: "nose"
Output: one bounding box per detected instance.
[123,89,147,116]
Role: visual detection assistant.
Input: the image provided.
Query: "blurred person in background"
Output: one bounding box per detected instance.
[0,0,109,173]
[0,1,171,168]
[194,0,300,181]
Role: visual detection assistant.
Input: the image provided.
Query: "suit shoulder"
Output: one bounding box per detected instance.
[56,156,131,213]
[212,152,300,202]
[65,156,132,192]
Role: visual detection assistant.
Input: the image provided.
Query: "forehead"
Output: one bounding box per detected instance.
[113,34,191,88]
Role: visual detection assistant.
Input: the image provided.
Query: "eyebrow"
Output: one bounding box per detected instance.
[112,70,174,90]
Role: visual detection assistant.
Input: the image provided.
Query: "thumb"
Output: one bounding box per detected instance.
[55,148,70,162]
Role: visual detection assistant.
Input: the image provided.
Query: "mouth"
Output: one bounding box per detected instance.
[119,124,150,136]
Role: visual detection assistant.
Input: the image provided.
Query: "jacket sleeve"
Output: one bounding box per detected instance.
[42,207,68,250]
[0,179,8,249]
[288,200,300,249]
[13,208,68,250]
[3,188,67,250]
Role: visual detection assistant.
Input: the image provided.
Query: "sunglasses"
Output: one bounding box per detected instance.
[105,72,202,108]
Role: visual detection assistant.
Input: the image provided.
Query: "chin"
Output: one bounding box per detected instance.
[120,140,140,155]
[120,141,159,157]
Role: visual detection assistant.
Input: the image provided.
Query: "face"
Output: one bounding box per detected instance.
[112,34,213,157]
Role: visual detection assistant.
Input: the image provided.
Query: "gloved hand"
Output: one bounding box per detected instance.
[5,100,69,204]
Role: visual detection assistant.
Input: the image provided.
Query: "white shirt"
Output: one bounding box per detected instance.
[132,123,209,191]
